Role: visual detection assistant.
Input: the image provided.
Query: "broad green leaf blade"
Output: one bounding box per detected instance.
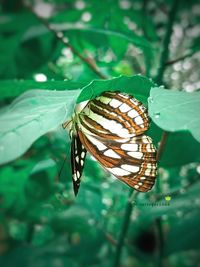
[0,89,80,165]
[160,132,200,167]
[0,80,85,100]
[0,75,154,165]
[148,87,200,142]
[148,124,200,166]
[77,75,155,104]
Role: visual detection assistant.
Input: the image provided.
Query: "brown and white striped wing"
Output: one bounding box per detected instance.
[77,91,149,140]
[78,131,157,192]
[71,91,157,193]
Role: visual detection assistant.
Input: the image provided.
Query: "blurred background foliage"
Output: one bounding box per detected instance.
[0,0,200,267]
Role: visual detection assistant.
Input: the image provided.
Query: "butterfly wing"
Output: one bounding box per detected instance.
[77,91,150,140]
[78,130,157,192]
[68,90,157,194]
[71,134,87,195]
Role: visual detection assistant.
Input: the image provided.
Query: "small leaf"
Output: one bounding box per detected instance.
[148,87,200,142]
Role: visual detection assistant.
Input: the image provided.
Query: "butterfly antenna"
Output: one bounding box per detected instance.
[58,155,68,179]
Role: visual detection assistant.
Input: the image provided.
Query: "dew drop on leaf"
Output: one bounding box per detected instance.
[196,165,200,174]
[148,96,154,103]
[154,112,160,119]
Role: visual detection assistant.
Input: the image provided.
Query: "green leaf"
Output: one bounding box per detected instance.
[148,124,200,167]
[78,75,155,104]
[52,206,91,233]
[160,132,200,167]
[0,13,45,79]
[0,75,155,165]
[0,89,80,165]
[0,80,85,100]
[15,33,56,78]
[26,159,57,202]
[0,243,33,267]
[148,87,200,143]
[0,164,33,212]
[65,26,154,69]
[191,36,200,53]
[25,24,153,52]
[124,9,158,42]
[165,211,200,254]
[0,13,37,32]
[26,23,154,67]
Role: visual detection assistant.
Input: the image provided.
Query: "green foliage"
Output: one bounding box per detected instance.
[149,87,200,142]
[0,79,85,99]
[77,75,155,103]
[159,132,200,167]
[0,75,154,165]
[0,0,200,267]
[0,89,80,164]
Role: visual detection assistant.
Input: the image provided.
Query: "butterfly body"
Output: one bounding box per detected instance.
[63,91,157,195]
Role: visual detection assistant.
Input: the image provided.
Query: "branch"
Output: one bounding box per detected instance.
[23,1,107,80]
[156,173,200,201]
[26,223,35,243]
[113,189,137,267]
[165,51,195,66]
[156,131,168,161]
[141,0,149,39]
[155,0,180,85]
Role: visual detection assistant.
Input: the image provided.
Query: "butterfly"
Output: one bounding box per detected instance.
[63,91,157,196]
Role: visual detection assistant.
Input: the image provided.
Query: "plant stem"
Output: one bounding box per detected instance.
[26,223,34,244]
[141,0,149,39]
[113,189,136,267]
[165,51,195,66]
[23,2,107,80]
[155,0,180,85]
[154,1,179,267]
[156,131,168,161]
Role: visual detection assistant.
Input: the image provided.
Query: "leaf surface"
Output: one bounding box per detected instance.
[148,87,200,142]
[0,89,80,164]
